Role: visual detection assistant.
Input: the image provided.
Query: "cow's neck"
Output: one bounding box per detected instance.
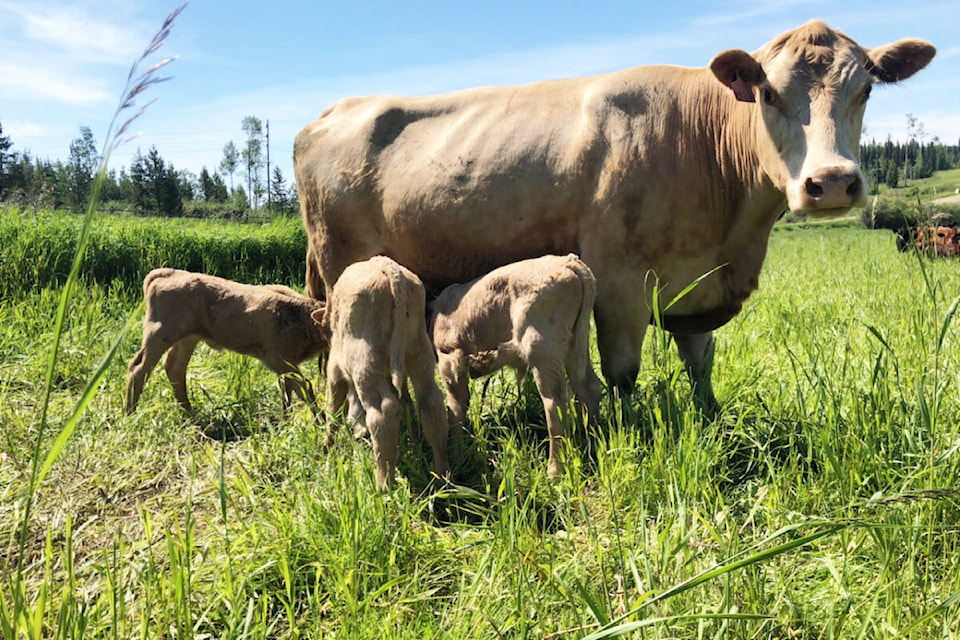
[679,74,788,312]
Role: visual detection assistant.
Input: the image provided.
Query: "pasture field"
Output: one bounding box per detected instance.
[1,209,960,639]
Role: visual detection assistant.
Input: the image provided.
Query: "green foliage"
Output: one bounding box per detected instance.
[0,206,307,295]
[860,195,925,229]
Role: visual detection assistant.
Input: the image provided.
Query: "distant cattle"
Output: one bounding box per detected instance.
[319,256,449,489]
[896,225,960,256]
[295,21,935,414]
[429,254,602,477]
[125,268,327,415]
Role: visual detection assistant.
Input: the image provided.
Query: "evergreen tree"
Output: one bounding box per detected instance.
[269,166,290,214]
[0,121,13,200]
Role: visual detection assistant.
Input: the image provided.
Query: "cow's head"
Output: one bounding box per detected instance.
[710,21,935,216]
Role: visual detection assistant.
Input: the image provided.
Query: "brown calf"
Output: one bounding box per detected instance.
[428,254,602,477]
[318,256,449,489]
[125,268,327,415]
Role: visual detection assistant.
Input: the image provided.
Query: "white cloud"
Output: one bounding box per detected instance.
[0,62,112,105]
[3,119,47,139]
[0,1,144,64]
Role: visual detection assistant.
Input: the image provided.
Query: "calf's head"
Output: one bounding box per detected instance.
[711,20,935,216]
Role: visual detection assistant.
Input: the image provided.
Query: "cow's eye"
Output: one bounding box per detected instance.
[762,88,781,109]
[861,85,872,103]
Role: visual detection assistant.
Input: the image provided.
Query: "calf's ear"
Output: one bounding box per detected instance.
[310,307,325,325]
[866,39,936,83]
[710,49,765,102]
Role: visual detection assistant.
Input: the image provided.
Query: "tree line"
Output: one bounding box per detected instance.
[0,116,298,219]
[860,115,960,193]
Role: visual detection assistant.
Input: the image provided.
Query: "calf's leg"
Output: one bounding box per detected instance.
[358,382,401,490]
[525,332,572,478]
[162,336,200,414]
[565,346,602,427]
[323,360,350,449]
[437,353,470,447]
[408,344,450,480]
[125,324,178,415]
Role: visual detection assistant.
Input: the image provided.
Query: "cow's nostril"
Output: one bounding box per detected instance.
[846,175,862,198]
[805,178,824,198]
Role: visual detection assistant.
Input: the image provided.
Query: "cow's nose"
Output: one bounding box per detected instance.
[804,167,862,208]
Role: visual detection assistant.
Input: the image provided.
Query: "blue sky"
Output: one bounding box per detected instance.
[1,0,958,186]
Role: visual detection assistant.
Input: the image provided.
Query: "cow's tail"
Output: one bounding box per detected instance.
[142,267,175,297]
[564,255,597,382]
[384,260,408,397]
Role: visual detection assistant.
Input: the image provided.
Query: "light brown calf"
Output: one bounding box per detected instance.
[428,254,602,477]
[319,256,449,489]
[125,268,327,415]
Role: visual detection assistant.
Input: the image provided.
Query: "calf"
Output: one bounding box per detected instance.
[125,268,327,415]
[428,254,602,477]
[318,256,449,489]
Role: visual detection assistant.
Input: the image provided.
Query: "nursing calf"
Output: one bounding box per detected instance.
[429,254,602,477]
[125,268,327,415]
[320,256,449,489]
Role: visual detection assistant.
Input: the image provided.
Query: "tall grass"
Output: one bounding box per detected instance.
[0,207,306,296]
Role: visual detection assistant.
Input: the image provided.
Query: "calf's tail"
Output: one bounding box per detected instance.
[564,255,597,381]
[384,261,407,397]
[142,267,176,297]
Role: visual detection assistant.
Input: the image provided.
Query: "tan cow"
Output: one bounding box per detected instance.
[317,256,449,490]
[295,21,935,413]
[429,254,602,477]
[125,268,327,415]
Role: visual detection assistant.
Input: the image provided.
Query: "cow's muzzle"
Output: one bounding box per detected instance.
[797,166,865,214]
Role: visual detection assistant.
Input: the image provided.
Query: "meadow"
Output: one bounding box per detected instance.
[2,206,960,639]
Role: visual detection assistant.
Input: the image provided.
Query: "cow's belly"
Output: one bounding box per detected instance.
[380,205,581,292]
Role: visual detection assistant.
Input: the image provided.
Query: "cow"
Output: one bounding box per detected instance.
[317,256,449,490]
[124,268,327,415]
[294,21,935,413]
[429,254,602,477]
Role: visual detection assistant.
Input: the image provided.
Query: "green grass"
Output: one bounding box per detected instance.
[878,167,960,202]
[3,223,960,638]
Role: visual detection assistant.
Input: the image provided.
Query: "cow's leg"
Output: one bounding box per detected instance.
[125,323,178,415]
[673,331,720,417]
[437,353,470,447]
[593,282,650,395]
[358,381,401,490]
[408,343,450,480]
[162,336,200,415]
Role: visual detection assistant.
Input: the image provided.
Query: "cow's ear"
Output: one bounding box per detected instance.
[710,49,765,103]
[310,307,325,326]
[866,39,936,83]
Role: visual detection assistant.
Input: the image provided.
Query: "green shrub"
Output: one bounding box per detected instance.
[861,195,926,230]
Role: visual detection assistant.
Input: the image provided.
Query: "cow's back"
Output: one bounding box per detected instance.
[295,74,623,291]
